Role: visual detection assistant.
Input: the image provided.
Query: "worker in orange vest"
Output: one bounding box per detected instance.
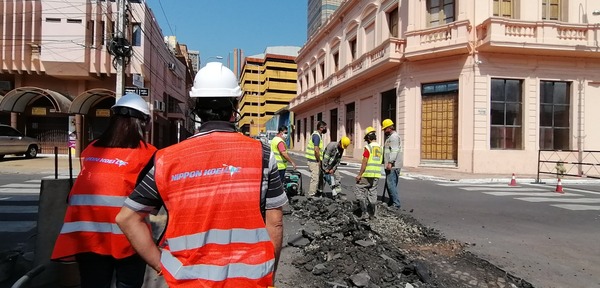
[116,62,287,287]
[52,92,157,288]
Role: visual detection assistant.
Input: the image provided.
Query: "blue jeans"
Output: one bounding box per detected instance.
[385,169,401,207]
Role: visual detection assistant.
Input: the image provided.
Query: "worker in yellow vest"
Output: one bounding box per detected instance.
[355,127,383,220]
[305,120,327,196]
[271,125,297,181]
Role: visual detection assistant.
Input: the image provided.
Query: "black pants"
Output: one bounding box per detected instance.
[75,253,146,288]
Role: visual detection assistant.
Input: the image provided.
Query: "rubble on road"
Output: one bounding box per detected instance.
[284,196,535,288]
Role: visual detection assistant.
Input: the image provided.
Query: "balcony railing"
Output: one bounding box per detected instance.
[477,17,600,56]
[404,19,471,60]
[292,38,404,109]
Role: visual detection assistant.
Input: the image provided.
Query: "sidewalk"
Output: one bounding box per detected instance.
[288,150,600,185]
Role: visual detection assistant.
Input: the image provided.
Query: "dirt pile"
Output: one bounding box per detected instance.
[285,197,534,288]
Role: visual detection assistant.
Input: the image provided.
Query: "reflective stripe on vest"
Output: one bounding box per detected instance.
[161,250,275,281]
[69,195,126,207]
[154,132,275,287]
[270,136,287,170]
[168,228,271,252]
[305,131,323,161]
[51,142,157,261]
[60,221,123,234]
[362,142,382,178]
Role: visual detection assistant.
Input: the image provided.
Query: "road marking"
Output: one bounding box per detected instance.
[0,188,40,194]
[550,204,600,211]
[516,197,600,203]
[0,221,37,233]
[297,169,311,177]
[26,180,41,183]
[0,206,38,213]
[0,195,39,202]
[0,183,40,188]
[549,186,600,196]
[483,192,582,197]
[340,170,358,177]
[400,175,415,180]
[460,187,547,191]
[438,183,512,187]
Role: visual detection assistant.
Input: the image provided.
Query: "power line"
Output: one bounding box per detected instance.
[156,0,174,36]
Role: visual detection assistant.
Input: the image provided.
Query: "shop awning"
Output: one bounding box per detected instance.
[0,87,73,113]
[69,89,115,114]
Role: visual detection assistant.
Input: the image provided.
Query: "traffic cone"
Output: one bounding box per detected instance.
[555,178,564,193]
[509,173,517,186]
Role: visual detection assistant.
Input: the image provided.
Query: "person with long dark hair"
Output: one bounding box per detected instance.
[52,93,157,288]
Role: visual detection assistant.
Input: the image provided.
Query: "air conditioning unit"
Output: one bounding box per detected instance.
[153,100,163,112]
[168,63,176,71]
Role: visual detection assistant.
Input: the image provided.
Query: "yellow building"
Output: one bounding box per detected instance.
[239,47,300,136]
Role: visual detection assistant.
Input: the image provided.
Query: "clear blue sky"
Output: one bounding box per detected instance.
[144,0,308,67]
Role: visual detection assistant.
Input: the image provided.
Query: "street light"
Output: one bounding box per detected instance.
[202,56,223,67]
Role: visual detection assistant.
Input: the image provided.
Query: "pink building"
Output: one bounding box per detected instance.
[292,0,600,174]
[0,0,194,154]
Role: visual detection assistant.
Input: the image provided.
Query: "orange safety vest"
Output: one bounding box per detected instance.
[51,142,156,260]
[154,132,275,288]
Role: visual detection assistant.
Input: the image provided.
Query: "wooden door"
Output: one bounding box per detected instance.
[421,93,458,162]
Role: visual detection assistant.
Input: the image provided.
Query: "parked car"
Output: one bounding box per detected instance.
[0,124,40,159]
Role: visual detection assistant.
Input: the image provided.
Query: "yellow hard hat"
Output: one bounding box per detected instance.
[365,126,375,135]
[340,136,351,149]
[382,118,394,130]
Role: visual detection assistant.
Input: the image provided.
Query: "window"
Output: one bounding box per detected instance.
[387,7,399,37]
[303,118,307,141]
[67,19,82,24]
[490,79,523,149]
[311,68,316,85]
[45,18,61,23]
[132,23,142,46]
[542,0,560,20]
[88,20,95,46]
[427,0,455,27]
[319,62,325,80]
[333,51,339,72]
[330,108,338,142]
[346,102,355,140]
[348,38,357,60]
[317,112,322,122]
[310,115,315,132]
[296,120,301,142]
[100,21,105,46]
[540,81,570,150]
[493,0,513,18]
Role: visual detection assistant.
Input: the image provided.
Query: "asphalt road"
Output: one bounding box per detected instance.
[2,154,599,287]
[287,154,600,288]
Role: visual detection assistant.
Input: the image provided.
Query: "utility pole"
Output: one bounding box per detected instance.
[114,0,126,100]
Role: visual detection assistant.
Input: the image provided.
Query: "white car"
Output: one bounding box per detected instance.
[0,124,40,159]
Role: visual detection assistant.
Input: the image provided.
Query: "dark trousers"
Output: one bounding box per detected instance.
[76,253,146,288]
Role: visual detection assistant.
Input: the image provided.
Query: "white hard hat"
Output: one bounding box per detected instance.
[111,92,150,117]
[189,62,242,98]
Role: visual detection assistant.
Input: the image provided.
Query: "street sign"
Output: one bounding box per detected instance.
[125,87,138,94]
[138,88,149,97]
[133,74,144,88]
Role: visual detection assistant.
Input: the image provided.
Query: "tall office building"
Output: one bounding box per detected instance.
[307,0,343,39]
[188,50,200,73]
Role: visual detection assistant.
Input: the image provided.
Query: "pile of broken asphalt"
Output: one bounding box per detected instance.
[277,196,535,288]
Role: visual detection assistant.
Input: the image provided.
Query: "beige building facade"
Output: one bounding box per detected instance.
[0,0,194,154]
[292,0,600,174]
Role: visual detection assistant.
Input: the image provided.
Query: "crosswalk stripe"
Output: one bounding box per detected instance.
[483,192,582,197]
[438,183,511,187]
[1,184,40,188]
[550,204,600,211]
[0,188,40,194]
[0,221,37,233]
[25,180,41,183]
[0,195,39,201]
[460,187,547,191]
[0,206,38,213]
[400,175,414,180]
[339,170,357,177]
[297,169,311,177]
[516,197,600,203]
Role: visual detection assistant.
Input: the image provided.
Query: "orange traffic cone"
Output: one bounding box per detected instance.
[509,173,517,186]
[555,178,564,193]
